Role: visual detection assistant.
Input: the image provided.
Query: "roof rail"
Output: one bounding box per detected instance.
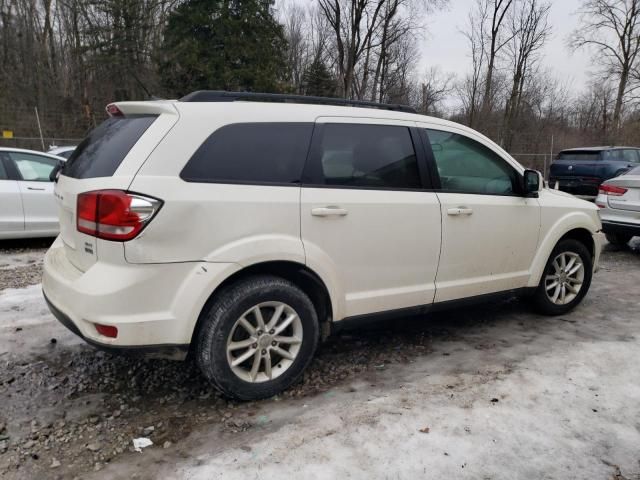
[179,90,417,113]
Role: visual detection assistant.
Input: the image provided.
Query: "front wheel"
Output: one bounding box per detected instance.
[531,239,593,316]
[196,275,319,400]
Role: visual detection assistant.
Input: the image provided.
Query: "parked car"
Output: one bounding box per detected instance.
[47,145,77,160]
[595,165,640,245]
[549,146,640,199]
[0,147,65,239]
[43,92,604,400]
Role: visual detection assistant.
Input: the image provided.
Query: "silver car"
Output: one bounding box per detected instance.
[596,165,640,245]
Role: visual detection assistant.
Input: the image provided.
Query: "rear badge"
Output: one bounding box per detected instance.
[568,165,573,170]
[84,242,94,254]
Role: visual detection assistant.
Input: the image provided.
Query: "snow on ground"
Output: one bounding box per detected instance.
[88,244,640,480]
[0,251,43,271]
[1,242,639,479]
[161,316,640,480]
[0,284,50,329]
[0,284,80,357]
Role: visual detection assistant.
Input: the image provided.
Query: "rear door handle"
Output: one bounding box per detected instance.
[27,186,45,191]
[447,207,473,216]
[311,206,349,217]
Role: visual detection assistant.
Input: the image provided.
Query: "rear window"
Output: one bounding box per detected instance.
[557,151,601,161]
[181,123,313,184]
[62,115,157,179]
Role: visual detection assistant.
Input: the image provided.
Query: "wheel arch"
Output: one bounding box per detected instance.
[528,216,597,288]
[189,261,334,350]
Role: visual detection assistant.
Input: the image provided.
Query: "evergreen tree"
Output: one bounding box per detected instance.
[159,0,287,95]
[302,59,337,98]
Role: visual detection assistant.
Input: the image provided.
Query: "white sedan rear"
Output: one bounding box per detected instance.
[0,147,64,239]
[596,165,640,245]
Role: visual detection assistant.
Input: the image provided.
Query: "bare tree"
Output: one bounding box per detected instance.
[480,0,516,115]
[502,0,550,150]
[282,2,309,93]
[416,66,454,115]
[572,0,640,135]
[460,1,489,126]
[318,0,387,98]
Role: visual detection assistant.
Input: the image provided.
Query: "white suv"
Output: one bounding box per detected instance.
[43,92,604,400]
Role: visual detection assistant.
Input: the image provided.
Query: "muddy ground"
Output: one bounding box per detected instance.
[0,238,639,479]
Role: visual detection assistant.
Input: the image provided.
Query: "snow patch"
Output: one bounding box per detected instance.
[0,284,53,329]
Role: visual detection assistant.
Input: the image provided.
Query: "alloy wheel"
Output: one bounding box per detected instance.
[544,251,585,305]
[226,302,303,383]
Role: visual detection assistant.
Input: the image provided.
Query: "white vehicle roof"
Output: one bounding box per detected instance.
[48,146,76,154]
[0,146,67,161]
[112,96,524,173]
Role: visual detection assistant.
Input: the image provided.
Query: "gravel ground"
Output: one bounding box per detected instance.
[0,238,53,290]
[0,238,639,479]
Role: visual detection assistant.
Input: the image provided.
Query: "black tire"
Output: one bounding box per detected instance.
[531,239,593,316]
[605,232,632,246]
[196,275,319,400]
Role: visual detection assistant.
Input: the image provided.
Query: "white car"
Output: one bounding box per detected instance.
[0,147,65,239]
[42,92,604,400]
[47,145,77,160]
[595,165,640,245]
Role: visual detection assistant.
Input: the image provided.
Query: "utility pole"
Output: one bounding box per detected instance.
[34,107,45,151]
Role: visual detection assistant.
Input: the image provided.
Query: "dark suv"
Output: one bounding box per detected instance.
[549,146,640,198]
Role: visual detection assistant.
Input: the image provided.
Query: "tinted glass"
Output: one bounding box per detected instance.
[9,152,56,182]
[181,123,313,184]
[315,124,420,189]
[623,149,640,163]
[63,115,157,179]
[558,151,601,161]
[602,150,627,161]
[0,158,7,180]
[426,129,518,195]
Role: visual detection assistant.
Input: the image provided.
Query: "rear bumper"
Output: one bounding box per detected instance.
[44,292,189,359]
[549,177,600,197]
[42,237,238,357]
[601,220,640,237]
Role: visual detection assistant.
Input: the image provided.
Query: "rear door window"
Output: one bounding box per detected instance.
[180,123,313,184]
[602,150,625,161]
[308,124,422,189]
[623,149,640,163]
[63,115,157,179]
[8,152,57,182]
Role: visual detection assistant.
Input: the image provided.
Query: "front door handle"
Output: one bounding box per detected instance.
[27,186,45,191]
[447,207,473,216]
[311,206,349,217]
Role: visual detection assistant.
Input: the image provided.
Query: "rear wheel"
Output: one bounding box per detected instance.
[531,239,592,316]
[196,275,319,400]
[605,232,632,246]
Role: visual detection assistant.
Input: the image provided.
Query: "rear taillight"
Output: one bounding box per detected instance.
[598,184,628,196]
[77,190,161,241]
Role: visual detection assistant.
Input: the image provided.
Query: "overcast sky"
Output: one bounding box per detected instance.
[419,0,592,91]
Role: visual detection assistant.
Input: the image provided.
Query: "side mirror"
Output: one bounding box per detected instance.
[523,169,540,197]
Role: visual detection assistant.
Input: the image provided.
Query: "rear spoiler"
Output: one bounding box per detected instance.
[106,101,179,117]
